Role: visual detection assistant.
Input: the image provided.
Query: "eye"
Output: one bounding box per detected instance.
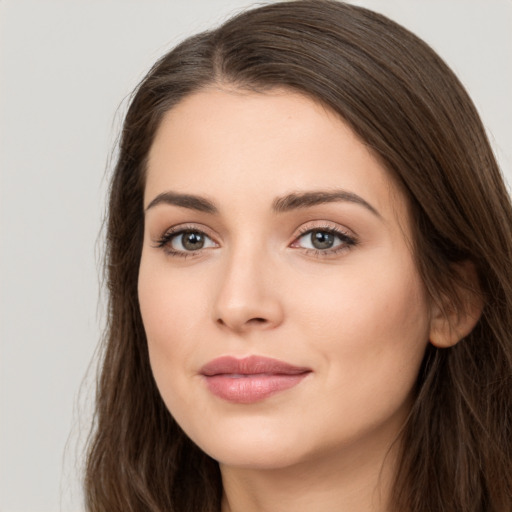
[301,230,339,250]
[155,228,217,256]
[291,227,357,254]
[171,230,215,251]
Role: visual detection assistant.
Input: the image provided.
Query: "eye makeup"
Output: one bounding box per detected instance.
[290,222,359,258]
[153,223,219,258]
[152,219,359,260]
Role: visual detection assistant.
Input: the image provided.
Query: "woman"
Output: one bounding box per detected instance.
[85,1,512,510]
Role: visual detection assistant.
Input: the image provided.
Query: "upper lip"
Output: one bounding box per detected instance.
[200,355,311,376]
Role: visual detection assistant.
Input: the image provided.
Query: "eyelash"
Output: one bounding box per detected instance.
[154,224,216,258]
[293,224,358,257]
[153,223,358,259]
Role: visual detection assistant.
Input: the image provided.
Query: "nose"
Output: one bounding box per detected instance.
[213,244,284,333]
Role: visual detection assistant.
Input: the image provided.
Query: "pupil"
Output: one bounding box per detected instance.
[182,231,204,250]
[311,230,334,249]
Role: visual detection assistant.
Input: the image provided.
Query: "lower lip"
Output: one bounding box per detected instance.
[203,373,310,403]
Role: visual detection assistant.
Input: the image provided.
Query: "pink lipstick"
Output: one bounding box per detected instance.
[200,355,311,404]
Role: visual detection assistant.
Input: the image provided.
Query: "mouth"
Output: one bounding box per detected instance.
[200,355,312,404]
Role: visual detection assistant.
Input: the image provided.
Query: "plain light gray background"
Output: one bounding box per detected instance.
[1,1,511,511]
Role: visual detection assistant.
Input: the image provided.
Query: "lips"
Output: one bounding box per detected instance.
[200,355,311,403]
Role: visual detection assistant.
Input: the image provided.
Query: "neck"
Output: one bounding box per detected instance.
[220,433,399,512]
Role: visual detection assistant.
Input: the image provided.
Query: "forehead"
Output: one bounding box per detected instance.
[145,87,407,225]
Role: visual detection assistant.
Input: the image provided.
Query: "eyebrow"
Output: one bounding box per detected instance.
[145,189,380,217]
[272,190,381,217]
[145,192,218,214]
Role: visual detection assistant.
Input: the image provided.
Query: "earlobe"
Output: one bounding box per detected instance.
[429,261,483,348]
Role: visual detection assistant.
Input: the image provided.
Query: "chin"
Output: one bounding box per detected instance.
[210,443,308,471]
[188,420,312,470]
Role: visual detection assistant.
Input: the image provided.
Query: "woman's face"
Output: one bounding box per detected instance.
[138,88,432,470]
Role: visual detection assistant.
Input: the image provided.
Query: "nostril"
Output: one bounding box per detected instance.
[217,316,267,324]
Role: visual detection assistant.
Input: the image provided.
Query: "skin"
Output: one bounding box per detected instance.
[138,88,444,512]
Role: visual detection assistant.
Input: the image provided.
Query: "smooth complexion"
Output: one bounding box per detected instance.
[138,88,444,512]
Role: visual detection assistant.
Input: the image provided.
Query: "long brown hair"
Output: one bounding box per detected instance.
[85,1,512,510]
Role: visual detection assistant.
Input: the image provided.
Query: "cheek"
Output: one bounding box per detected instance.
[138,249,209,341]
[137,255,205,406]
[292,254,430,399]
[300,245,429,339]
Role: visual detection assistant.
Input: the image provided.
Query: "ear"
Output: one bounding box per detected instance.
[429,261,483,348]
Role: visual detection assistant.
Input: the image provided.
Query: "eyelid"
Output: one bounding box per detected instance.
[289,221,359,255]
[151,220,358,259]
[153,223,219,242]
[152,223,220,257]
[293,220,357,240]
